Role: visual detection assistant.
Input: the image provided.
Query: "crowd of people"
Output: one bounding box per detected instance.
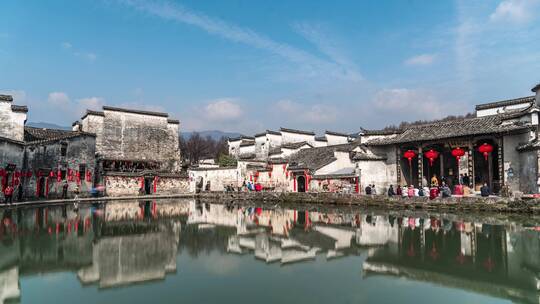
[380,173,492,199]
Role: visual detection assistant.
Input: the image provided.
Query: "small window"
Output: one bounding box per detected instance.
[79,164,86,177]
[61,144,68,157]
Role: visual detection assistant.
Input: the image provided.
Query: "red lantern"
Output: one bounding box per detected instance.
[478,143,493,161]
[451,147,465,166]
[424,149,440,166]
[403,150,417,167]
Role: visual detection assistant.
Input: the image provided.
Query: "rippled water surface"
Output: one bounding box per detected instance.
[0,199,539,304]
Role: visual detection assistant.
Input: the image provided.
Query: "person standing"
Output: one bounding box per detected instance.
[3,184,14,205]
[463,174,470,186]
[62,181,69,199]
[387,185,395,196]
[396,185,402,196]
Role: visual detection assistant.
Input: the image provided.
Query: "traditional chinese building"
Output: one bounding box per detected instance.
[0,94,96,201]
[74,106,187,196]
[362,83,540,195]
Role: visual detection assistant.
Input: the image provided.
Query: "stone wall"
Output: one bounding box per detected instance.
[189,167,239,192]
[22,135,96,199]
[104,175,189,197]
[96,109,180,171]
[503,132,529,194]
[0,140,24,170]
[0,100,26,142]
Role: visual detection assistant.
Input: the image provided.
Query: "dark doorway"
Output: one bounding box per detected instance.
[38,177,46,198]
[297,176,306,193]
[144,177,152,195]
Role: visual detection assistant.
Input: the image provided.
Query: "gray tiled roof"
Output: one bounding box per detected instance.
[103,105,169,117]
[474,96,534,111]
[315,136,327,142]
[11,105,28,113]
[0,95,13,102]
[24,126,95,144]
[287,144,354,171]
[280,127,315,136]
[325,130,349,137]
[532,83,540,92]
[281,141,312,149]
[367,115,530,145]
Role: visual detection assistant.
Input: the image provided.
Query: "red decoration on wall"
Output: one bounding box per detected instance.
[268,171,272,178]
[424,149,440,166]
[139,177,144,189]
[57,169,62,182]
[153,176,159,193]
[451,147,465,165]
[76,171,81,185]
[478,143,493,161]
[403,150,417,167]
[282,164,286,172]
[86,170,92,182]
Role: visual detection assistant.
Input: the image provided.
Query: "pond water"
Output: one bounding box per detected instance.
[0,199,539,304]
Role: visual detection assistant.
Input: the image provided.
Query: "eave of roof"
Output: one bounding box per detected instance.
[0,136,25,146]
[474,96,534,111]
[167,119,180,124]
[532,83,540,92]
[11,105,28,113]
[103,105,169,117]
[325,130,349,137]
[280,127,315,136]
[367,115,531,145]
[0,95,13,102]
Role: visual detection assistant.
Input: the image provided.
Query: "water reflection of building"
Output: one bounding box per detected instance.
[0,201,539,304]
[362,218,540,304]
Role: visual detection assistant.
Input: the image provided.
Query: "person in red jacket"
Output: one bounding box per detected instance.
[3,184,14,205]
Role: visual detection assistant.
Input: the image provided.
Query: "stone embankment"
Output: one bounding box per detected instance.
[197,192,540,214]
[3,192,540,214]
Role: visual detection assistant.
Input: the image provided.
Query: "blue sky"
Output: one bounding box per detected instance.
[1,0,539,134]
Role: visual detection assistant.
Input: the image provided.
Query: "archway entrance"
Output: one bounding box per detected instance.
[297,176,306,193]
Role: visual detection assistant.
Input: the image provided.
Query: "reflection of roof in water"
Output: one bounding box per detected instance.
[362,261,539,304]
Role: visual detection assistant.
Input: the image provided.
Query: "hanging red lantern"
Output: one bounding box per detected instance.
[451,147,465,166]
[478,143,493,161]
[403,150,417,167]
[424,149,440,166]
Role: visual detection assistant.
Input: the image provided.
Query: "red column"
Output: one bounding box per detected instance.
[293,175,297,192]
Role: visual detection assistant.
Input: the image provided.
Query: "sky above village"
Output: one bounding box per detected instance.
[0,0,539,134]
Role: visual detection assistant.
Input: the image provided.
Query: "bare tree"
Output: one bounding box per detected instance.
[179,134,230,165]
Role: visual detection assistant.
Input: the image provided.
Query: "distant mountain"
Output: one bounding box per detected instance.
[27,122,71,130]
[181,130,242,141]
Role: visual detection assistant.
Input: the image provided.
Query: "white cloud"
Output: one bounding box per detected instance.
[293,22,362,81]
[76,97,105,111]
[490,0,539,24]
[404,54,436,66]
[45,93,105,118]
[372,88,444,119]
[60,41,97,61]
[118,0,361,82]
[276,99,337,124]
[47,92,70,106]
[204,98,243,121]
